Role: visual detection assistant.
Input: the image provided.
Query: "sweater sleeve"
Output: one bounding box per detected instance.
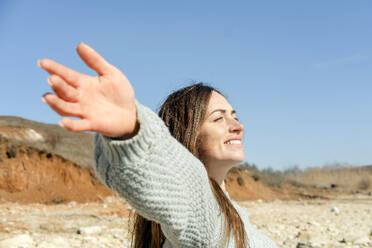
[93,100,222,247]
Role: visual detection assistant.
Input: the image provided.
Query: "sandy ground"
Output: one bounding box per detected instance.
[0,194,371,248]
[1,130,372,247]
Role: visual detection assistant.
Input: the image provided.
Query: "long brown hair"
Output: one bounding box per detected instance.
[128,83,247,248]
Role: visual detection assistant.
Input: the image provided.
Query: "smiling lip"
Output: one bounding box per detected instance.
[224,139,242,145]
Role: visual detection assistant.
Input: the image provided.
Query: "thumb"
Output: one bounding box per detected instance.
[76,42,112,76]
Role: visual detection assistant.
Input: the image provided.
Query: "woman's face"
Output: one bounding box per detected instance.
[198,91,245,166]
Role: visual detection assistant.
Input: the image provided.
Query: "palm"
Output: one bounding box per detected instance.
[39,43,137,137]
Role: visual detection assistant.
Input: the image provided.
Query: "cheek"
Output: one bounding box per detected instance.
[198,132,223,159]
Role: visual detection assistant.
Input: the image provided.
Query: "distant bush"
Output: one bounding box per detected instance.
[285,179,306,188]
[6,145,16,158]
[26,147,34,156]
[239,162,259,173]
[358,177,371,190]
[252,174,259,181]
[237,175,244,186]
[50,198,64,204]
[259,167,287,187]
[232,162,372,192]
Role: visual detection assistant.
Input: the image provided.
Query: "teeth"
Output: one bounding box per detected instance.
[226,140,241,144]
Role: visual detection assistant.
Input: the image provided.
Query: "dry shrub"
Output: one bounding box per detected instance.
[259,169,285,187]
[236,162,372,191]
[237,176,244,186]
[6,145,16,158]
[358,177,371,190]
[235,163,303,188]
[252,175,260,182]
[282,163,372,191]
[49,198,65,204]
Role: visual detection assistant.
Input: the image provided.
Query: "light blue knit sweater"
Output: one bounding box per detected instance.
[93,101,278,248]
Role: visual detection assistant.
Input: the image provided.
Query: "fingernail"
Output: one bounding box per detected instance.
[41,97,46,103]
[37,60,41,68]
[47,77,53,86]
[77,42,85,49]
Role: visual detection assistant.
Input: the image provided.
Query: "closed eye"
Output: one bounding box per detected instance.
[214,117,223,122]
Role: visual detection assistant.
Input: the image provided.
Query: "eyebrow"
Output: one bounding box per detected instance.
[208,109,236,116]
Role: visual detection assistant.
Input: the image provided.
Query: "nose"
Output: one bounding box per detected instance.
[228,118,244,133]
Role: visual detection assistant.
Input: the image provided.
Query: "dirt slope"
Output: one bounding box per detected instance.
[0,116,93,169]
[0,115,345,204]
[225,167,307,201]
[0,135,113,204]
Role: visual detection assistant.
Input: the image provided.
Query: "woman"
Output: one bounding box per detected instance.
[39,42,278,248]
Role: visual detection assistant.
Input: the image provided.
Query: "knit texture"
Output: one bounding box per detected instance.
[93,100,278,248]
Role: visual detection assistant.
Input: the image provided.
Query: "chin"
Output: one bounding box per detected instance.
[234,156,245,163]
[232,152,245,163]
[222,149,244,164]
[225,155,245,165]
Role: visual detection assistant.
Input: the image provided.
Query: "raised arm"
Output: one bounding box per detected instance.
[39,44,223,246]
[94,101,223,246]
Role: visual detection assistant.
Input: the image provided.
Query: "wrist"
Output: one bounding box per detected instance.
[110,119,140,140]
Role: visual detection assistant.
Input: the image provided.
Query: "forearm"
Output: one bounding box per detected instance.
[93,101,221,246]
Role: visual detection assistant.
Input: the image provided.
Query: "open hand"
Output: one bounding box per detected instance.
[39,43,138,138]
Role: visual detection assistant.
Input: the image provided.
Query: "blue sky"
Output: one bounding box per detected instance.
[1,1,371,170]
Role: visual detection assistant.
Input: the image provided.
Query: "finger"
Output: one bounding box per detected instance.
[76,42,113,76]
[42,93,81,117]
[48,75,79,102]
[59,118,91,132]
[38,59,84,88]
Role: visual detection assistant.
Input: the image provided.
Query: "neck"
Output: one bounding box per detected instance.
[205,160,236,187]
